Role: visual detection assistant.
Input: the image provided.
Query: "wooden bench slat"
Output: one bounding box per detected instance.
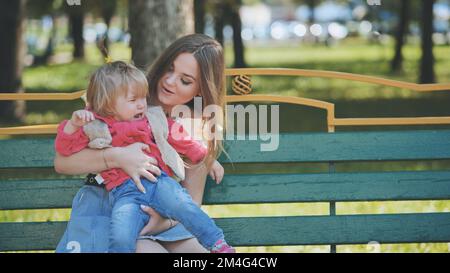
[204,170,450,204]
[0,179,83,210]
[1,213,449,251]
[220,213,450,246]
[2,130,450,168]
[1,170,450,210]
[0,139,54,168]
[219,130,450,163]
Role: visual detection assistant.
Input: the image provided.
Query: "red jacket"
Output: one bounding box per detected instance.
[55,114,207,191]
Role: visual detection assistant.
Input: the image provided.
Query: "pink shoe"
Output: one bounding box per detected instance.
[210,239,236,253]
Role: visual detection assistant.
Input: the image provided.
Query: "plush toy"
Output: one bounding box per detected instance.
[83,119,112,149]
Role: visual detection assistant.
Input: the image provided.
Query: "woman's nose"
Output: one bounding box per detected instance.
[164,73,176,85]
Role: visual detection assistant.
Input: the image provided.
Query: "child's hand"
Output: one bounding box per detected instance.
[71,110,95,127]
[209,160,224,184]
[64,110,95,134]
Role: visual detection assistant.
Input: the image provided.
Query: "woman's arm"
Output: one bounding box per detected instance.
[181,162,208,206]
[54,142,161,182]
[54,148,109,175]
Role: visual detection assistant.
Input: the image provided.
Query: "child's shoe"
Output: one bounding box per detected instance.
[210,239,236,253]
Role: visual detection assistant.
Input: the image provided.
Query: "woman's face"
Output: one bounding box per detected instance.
[157,53,200,111]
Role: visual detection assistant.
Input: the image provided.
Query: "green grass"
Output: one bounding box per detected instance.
[1,38,450,252]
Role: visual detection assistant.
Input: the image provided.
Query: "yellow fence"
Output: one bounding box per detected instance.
[1,68,450,135]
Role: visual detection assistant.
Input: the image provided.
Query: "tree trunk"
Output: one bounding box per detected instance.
[306,0,317,43]
[100,0,117,55]
[213,1,225,45]
[391,0,410,73]
[129,0,194,70]
[33,14,57,66]
[0,0,26,122]
[419,0,435,83]
[68,5,85,59]
[194,0,205,34]
[306,0,315,25]
[230,0,245,68]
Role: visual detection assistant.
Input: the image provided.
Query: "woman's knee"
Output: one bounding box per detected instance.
[136,239,169,253]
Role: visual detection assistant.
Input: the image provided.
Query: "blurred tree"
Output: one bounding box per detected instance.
[230,0,246,67]
[212,0,246,67]
[88,0,118,57]
[194,0,206,33]
[213,1,225,45]
[64,1,85,59]
[99,0,117,54]
[129,0,194,69]
[305,0,315,25]
[26,0,65,66]
[0,0,26,122]
[419,0,435,83]
[391,0,410,73]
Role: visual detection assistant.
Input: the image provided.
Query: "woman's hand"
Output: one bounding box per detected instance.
[209,160,224,184]
[139,205,178,236]
[109,142,161,192]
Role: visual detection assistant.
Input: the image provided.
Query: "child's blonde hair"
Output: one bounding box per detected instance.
[87,61,148,116]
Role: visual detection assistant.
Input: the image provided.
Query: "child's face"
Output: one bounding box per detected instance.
[113,88,147,121]
[157,53,200,111]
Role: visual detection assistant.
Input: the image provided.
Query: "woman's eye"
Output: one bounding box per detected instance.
[181,79,191,85]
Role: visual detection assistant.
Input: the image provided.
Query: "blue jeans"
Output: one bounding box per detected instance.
[109,172,224,253]
[55,185,111,253]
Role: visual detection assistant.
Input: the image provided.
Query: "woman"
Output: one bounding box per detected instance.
[55,34,225,253]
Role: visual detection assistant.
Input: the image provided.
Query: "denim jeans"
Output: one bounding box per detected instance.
[55,185,111,253]
[109,172,224,253]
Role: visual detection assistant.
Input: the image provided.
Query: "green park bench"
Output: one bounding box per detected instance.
[1,68,450,252]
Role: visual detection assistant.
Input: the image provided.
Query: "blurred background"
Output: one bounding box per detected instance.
[1,0,450,126]
[0,0,449,252]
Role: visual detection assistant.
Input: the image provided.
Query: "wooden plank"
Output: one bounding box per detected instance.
[2,130,450,168]
[0,221,67,251]
[226,95,334,111]
[0,179,84,210]
[203,171,450,204]
[0,90,85,101]
[0,139,55,168]
[219,213,450,246]
[333,117,450,126]
[2,170,449,210]
[218,130,450,163]
[224,68,450,92]
[1,213,449,251]
[0,124,58,135]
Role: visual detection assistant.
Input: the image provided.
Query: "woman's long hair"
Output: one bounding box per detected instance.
[146,34,225,170]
